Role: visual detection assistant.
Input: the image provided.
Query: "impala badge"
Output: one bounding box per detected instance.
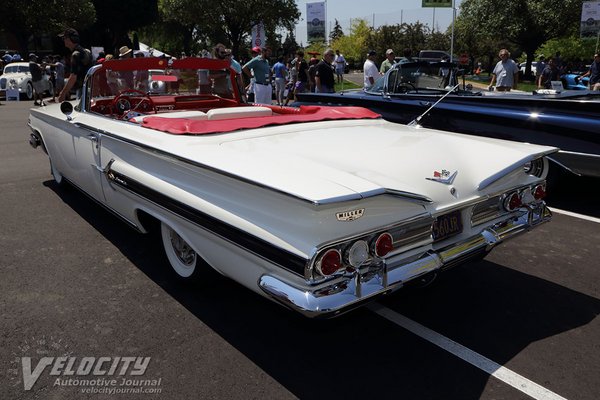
[426,169,458,184]
[336,209,365,221]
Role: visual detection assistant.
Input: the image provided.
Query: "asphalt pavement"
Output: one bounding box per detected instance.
[1,99,599,400]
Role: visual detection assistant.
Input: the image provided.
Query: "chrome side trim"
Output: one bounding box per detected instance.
[259,203,552,318]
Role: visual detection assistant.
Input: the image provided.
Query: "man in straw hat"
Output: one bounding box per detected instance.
[58,28,92,101]
[119,46,133,59]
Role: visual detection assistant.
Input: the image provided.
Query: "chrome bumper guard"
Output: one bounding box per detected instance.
[259,203,552,318]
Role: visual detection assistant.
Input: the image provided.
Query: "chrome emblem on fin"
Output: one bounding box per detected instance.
[426,170,457,185]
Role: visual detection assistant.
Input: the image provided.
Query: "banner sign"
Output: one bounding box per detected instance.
[251,22,266,49]
[307,2,326,43]
[581,1,600,38]
[422,0,452,7]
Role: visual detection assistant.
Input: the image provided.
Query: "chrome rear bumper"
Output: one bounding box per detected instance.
[259,203,552,318]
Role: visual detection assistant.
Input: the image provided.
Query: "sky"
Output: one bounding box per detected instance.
[292,0,463,45]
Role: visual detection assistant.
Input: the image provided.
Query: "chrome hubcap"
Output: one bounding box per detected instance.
[169,229,196,266]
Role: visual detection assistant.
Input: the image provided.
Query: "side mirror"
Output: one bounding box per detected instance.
[60,101,73,121]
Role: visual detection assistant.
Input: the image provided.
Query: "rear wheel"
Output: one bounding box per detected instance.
[160,222,198,279]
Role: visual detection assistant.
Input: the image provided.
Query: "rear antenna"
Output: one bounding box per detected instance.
[407,83,460,127]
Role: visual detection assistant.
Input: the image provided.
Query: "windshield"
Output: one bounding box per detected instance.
[90,66,236,99]
[4,65,29,74]
[367,61,455,94]
[85,57,241,117]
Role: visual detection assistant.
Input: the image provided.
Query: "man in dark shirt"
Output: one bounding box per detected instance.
[294,50,309,96]
[579,53,600,91]
[537,57,560,89]
[315,49,335,93]
[58,28,92,101]
[28,53,46,106]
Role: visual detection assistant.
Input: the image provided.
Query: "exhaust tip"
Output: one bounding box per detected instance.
[29,133,41,149]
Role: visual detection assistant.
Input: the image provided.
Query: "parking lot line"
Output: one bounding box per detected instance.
[549,207,600,224]
[368,304,568,400]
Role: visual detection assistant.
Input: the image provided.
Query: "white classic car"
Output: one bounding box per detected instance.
[1,62,54,100]
[28,57,556,317]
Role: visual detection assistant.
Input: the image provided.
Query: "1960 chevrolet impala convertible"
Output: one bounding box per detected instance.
[28,57,556,317]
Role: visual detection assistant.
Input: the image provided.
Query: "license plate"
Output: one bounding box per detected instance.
[432,210,463,242]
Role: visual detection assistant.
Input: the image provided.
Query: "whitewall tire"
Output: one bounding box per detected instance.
[160,222,198,279]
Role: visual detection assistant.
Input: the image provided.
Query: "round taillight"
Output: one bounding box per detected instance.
[316,249,342,276]
[346,240,369,268]
[533,184,546,200]
[374,233,394,257]
[504,192,522,211]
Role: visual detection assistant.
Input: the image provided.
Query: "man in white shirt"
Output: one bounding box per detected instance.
[488,48,519,91]
[334,50,346,83]
[363,50,378,91]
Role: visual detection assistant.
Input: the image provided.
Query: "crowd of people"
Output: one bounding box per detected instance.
[3,27,599,108]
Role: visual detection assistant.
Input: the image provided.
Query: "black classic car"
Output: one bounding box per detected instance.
[295,61,600,179]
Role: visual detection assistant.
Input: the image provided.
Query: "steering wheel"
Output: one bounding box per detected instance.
[112,89,156,119]
[395,82,417,94]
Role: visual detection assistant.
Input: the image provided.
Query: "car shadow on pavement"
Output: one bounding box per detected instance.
[46,180,600,400]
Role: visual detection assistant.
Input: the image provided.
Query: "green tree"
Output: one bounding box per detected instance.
[91,0,159,53]
[0,0,96,54]
[329,19,344,42]
[199,0,300,55]
[457,0,581,75]
[282,29,299,57]
[539,36,599,65]
[329,19,372,68]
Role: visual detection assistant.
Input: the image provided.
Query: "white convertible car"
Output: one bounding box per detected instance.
[28,57,556,317]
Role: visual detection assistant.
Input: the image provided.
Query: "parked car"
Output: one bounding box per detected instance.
[561,73,590,90]
[418,50,454,62]
[295,61,600,179]
[28,57,556,318]
[519,61,538,76]
[0,62,54,100]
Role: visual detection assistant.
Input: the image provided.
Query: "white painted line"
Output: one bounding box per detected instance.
[549,207,600,224]
[369,304,568,400]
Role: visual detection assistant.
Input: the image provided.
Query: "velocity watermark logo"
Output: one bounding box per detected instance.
[10,336,162,395]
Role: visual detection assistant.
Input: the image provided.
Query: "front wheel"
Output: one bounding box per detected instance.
[25,82,34,100]
[160,222,198,279]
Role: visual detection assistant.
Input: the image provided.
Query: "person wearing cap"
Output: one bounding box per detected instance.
[28,54,46,106]
[363,50,378,91]
[333,50,346,83]
[243,47,272,105]
[578,53,600,91]
[58,28,92,102]
[380,49,396,74]
[315,49,335,93]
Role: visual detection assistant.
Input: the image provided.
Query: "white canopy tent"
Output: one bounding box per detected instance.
[138,42,171,58]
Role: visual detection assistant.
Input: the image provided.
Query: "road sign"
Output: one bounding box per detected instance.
[459,53,469,65]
